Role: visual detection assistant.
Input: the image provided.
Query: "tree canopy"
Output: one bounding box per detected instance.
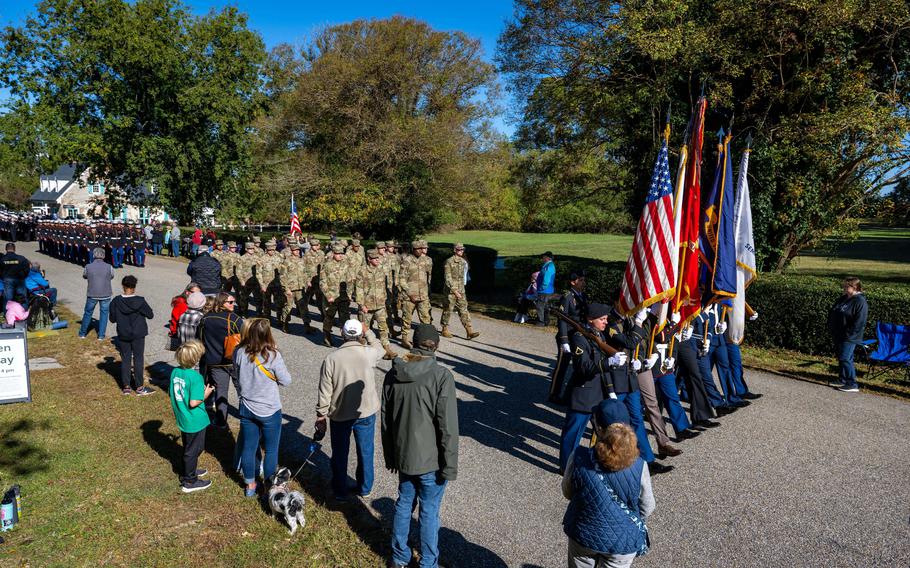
[247,16,503,238]
[0,0,265,222]
[498,0,910,270]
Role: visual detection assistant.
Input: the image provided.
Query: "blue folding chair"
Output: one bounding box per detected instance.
[860,322,910,381]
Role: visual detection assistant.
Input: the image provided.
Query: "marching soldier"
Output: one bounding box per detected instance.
[355,249,398,360]
[258,240,281,321]
[224,241,242,296]
[383,240,402,329]
[300,238,324,334]
[320,243,352,346]
[440,242,480,340]
[235,242,258,316]
[274,242,303,333]
[397,239,433,349]
[549,271,588,404]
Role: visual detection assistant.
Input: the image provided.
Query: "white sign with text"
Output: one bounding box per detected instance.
[0,331,30,404]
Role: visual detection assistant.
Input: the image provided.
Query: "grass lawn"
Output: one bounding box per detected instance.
[0,308,385,566]
[428,230,633,262]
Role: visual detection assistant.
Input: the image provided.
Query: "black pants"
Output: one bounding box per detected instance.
[677,341,715,423]
[180,429,206,485]
[117,337,145,390]
[535,293,555,325]
[207,366,232,427]
[549,338,572,404]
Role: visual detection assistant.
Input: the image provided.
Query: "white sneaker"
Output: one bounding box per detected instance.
[837,385,859,393]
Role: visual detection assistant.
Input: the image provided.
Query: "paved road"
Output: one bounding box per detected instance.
[33,242,910,567]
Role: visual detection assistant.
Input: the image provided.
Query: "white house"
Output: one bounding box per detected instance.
[30,164,171,222]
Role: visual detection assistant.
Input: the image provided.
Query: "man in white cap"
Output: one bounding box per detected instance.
[315,318,386,501]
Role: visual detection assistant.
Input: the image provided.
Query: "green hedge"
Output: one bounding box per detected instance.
[504,256,910,355]
[426,242,498,296]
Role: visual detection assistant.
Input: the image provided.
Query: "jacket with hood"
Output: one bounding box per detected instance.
[381,349,459,480]
[828,292,869,344]
[109,295,154,340]
[186,252,222,295]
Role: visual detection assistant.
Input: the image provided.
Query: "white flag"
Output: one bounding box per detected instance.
[727,148,757,344]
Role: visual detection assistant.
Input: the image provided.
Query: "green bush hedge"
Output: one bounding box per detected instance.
[426,242,498,296]
[504,256,910,355]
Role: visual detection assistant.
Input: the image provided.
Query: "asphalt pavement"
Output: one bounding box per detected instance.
[31,241,910,567]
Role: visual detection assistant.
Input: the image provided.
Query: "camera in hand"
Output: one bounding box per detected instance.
[313,428,325,442]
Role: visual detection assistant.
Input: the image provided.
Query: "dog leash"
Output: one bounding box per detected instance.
[290,441,321,481]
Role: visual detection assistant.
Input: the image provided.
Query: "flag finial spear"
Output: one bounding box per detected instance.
[663,103,671,142]
[745,133,753,149]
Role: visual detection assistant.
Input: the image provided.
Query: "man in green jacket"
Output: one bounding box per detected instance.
[381,324,459,568]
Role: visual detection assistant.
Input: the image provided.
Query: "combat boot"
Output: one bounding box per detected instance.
[383,346,398,360]
[400,332,412,350]
[282,319,289,334]
[440,326,453,338]
[322,331,333,347]
[465,325,480,340]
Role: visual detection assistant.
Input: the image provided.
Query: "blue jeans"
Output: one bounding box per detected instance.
[239,402,282,484]
[391,471,448,568]
[653,372,691,435]
[171,240,180,257]
[152,243,162,255]
[837,341,858,388]
[560,410,592,473]
[615,391,655,463]
[329,413,375,497]
[134,248,146,266]
[191,243,199,257]
[3,278,27,307]
[79,297,111,338]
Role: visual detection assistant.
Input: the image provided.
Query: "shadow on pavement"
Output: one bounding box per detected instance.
[438,351,563,474]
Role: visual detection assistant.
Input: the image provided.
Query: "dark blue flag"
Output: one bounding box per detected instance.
[699,128,737,301]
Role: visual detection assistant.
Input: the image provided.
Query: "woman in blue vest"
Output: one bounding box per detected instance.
[562,398,655,568]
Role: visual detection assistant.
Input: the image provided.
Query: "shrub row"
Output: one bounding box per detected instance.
[503,256,910,355]
[426,242,498,296]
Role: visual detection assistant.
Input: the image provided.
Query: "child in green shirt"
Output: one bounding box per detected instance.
[169,340,214,493]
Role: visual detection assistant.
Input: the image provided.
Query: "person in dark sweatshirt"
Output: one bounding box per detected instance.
[109,274,155,396]
[827,276,869,393]
[381,324,458,568]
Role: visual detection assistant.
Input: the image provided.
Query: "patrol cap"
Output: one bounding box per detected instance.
[227,241,237,248]
[351,239,361,246]
[367,249,380,260]
[245,242,255,249]
[265,240,277,250]
[215,239,223,246]
[290,242,300,250]
[454,242,465,251]
[587,303,611,320]
[331,243,345,254]
[412,239,428,249]
[252,236,262,243]
[375,241,386,248]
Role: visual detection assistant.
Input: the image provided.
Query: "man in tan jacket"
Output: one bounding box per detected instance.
[315,319,386,501]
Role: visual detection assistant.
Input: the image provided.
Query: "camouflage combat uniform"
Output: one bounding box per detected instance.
[320,244,352,344]
[441,243,480,339]
[356,249,395,356]
[398,239,433,347]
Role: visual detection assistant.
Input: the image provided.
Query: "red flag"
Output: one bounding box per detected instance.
[290,194,302,235]
[673,97,707,325]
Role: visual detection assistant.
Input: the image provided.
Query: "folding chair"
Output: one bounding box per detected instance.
[860,322,910,381]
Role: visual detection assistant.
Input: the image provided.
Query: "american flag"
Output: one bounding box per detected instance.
[618,138,677,315]
[289,194,302,235]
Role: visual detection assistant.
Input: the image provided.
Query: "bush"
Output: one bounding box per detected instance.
[503,256,626,301]
[746,274,910,355]
[426,242,498,297]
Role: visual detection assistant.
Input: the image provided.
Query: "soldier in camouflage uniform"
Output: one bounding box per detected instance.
[319,243,352,346]
[224,241,241,296]
[301,238,324,334]
[356,249,398,360]
[258,240,282,321]
[397,239,433,349]
[384,239,402,328]
[441,242,480,340]
[235,242,259,316]
[273,242,302,333]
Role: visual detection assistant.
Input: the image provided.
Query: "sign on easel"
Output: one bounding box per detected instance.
[0,328,30,404]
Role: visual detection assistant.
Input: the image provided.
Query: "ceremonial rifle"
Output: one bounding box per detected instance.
[553,309,619,356]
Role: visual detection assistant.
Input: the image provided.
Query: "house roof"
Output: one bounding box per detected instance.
[30,164,156,203]
[31,164,78,202]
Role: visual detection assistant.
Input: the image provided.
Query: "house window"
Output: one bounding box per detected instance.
[139,207,150,224]
[88,182,103,195]
[120,207,127,221]
[64,206,77,219]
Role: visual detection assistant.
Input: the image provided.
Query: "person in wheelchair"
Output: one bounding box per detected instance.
[26,261,57,306]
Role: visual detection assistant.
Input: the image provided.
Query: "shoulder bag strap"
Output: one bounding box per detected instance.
[254,355,277,383]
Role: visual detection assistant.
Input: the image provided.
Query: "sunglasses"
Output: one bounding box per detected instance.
[225,300,236,305]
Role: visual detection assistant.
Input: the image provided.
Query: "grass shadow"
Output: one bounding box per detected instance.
[0,419,51,477]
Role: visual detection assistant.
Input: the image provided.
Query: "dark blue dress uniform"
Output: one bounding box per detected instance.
[645,315,695,438]
[694,306,746,408]
[690,309,731,409]
[549,288,588,404]
[606,314,655,464]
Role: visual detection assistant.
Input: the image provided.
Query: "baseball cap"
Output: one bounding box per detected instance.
[342,319,363,338]
[593,399,631,430]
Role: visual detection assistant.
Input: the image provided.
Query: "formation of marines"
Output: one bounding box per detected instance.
[0,212,37,242]
[209,235,481,359]
[36,219,150,267]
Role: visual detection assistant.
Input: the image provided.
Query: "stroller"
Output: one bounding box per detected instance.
[27,292,56,331]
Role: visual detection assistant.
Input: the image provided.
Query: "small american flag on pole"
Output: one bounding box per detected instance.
[618,136,677,315]
[289,194,302,235]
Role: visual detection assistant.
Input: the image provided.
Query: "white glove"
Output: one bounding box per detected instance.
[661,357,675,372]
[631,359,642,372]
[561,343,571,353]
[608,392,618,400]
[749,311,759,321]
[715,321,728,335]
[634,309,647,325]
[698,345,709,357]
[681,327,693,341]
[644,354,659,370]
[608,352,628,367]
[671,312,682,325]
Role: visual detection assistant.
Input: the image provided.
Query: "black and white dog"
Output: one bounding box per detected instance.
[267,467,307,535]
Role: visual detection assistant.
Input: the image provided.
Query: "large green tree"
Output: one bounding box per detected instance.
[498,0,910,270]
[0,0,265,222]
[249,16,500,238]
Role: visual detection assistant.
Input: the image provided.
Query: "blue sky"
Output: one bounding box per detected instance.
[0,0,518,133]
